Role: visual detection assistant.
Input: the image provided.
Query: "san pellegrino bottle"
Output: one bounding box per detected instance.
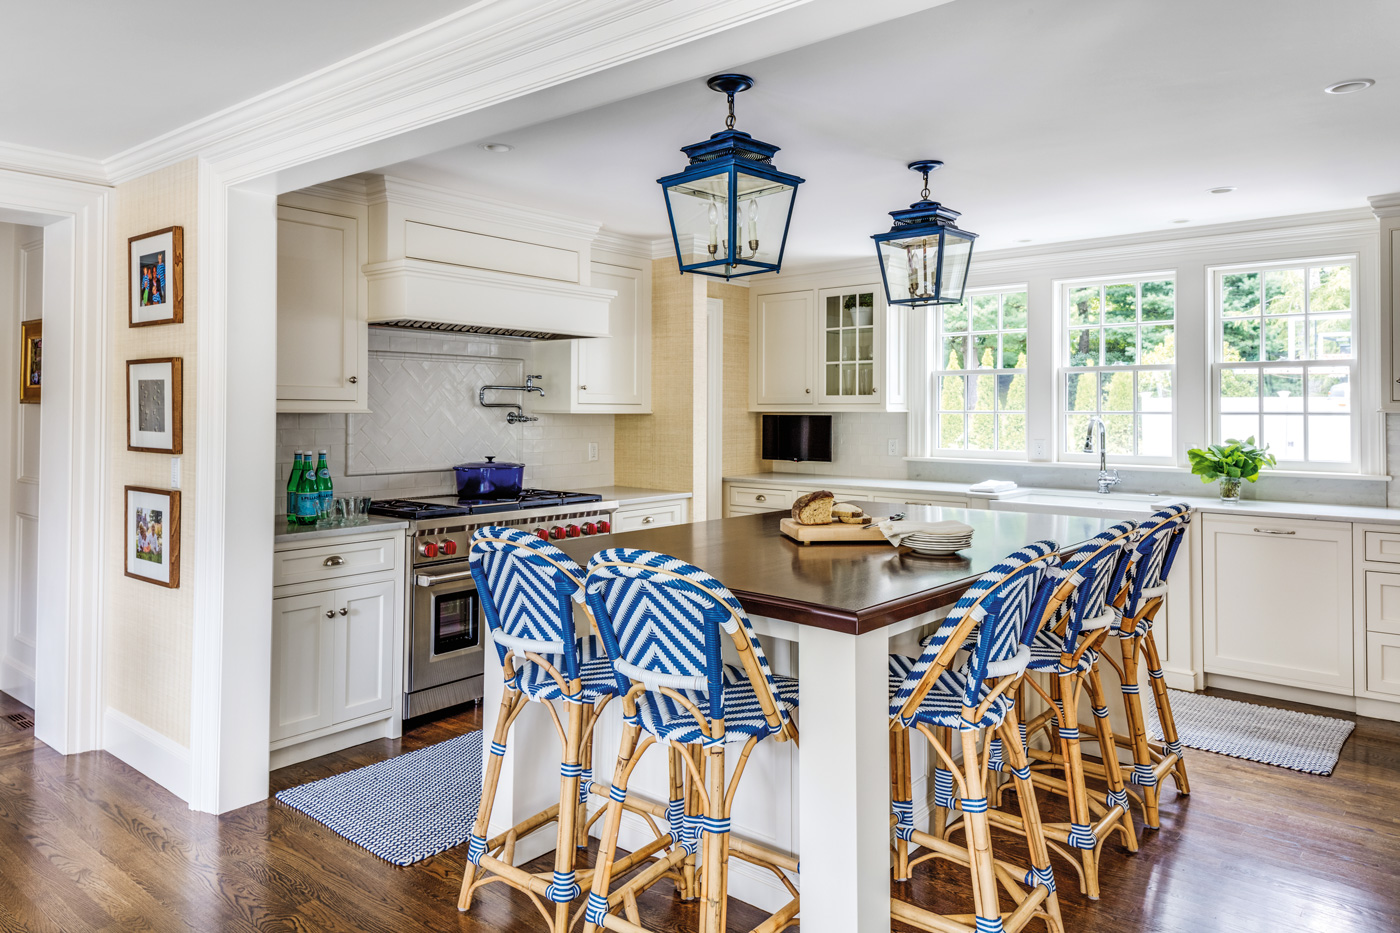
[286,452,305,522]
[296,452,321,525]
[315,450,333,514]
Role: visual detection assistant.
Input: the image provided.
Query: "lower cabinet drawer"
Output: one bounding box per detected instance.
[1367,632,1400,697]
[728,485,794,510]
[726,504,777,517]
[1365,571,1400,636]
[614,501,687,533]
[274,536,398,587]
[1365,530,1400,564]
[871,493,970,508]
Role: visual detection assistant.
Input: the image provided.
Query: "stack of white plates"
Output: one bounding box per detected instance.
[902,530,974,556]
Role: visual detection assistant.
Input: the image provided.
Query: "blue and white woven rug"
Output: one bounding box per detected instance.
[276,730,483,865]
[1144,689,1354,776]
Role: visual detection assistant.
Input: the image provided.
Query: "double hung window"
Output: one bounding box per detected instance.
[933,288,1028,454]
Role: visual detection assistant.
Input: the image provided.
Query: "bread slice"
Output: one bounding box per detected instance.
[838,514,873,525]
[791,490,835,525]
[831,502,863,520]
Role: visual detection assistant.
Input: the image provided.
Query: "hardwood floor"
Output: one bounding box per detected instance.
[0,688,1395,932]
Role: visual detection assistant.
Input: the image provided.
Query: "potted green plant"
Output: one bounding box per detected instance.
[1187,436,1277,501]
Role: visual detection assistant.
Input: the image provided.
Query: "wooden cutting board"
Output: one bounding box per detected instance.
[780,517,889,546]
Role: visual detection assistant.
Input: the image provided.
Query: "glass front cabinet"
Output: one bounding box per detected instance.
[751,282,907,412]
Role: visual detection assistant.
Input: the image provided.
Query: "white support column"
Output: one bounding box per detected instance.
[797,623,891,933]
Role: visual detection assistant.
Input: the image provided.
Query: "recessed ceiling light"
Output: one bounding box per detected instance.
[479,142,513,153]
[1171,219,1190,224]
[1324,78,1375,95]
[1208,186,1237,195]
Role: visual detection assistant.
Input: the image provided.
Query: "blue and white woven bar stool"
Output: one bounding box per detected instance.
[996,520,1140,900]
[888,541,1065,933]
[458,527,676,933]
[1102,503,1193,830]
[581,548,800,933]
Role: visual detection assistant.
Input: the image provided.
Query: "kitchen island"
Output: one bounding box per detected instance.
[480,504,1120,933]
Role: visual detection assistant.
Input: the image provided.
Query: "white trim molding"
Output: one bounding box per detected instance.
[0,141,109,187]
[104,708,192,802]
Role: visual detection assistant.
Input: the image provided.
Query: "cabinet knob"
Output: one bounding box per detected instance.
[805,388,811,394]
[338,607,349,616]
[325,610,336,619]
[323,556,345,567]
[580,385,588,391]
[348,376,358,384]
[755,494,767,503]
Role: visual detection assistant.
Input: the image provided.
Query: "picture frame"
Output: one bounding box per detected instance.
[128,226,183,327]
[19,319,40,404]
[125,486,180,588]
[127,357,183,453]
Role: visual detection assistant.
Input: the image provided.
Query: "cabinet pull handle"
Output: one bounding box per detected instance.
[642,516,654,524]
[348,376,358,384]
[323,555,346,567]
[325,610,336,619]
[755,494,767,502]
[338,607,349,616]
[1253,527,1296,535]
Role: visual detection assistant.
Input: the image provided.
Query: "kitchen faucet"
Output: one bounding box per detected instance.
[1084,415,1121,494]
[479,375,545,424]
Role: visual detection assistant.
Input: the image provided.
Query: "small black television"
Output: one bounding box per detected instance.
[762,414,832,462]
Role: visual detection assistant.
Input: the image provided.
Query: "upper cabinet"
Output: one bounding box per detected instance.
[532,257,652,414]
[751,278,907,412]
[276,196,369,413]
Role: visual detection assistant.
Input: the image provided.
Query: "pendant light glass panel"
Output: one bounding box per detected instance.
[661,165,798,277]
[876,225,976,307]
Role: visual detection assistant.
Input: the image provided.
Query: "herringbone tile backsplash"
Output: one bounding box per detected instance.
[275,330,614,511]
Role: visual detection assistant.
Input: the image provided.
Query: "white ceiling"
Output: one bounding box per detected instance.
[0,0,478,158]
[387,0,1400,259]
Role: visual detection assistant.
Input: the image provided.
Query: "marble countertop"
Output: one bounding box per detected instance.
[274,515,409,546]
[578,485,693,506]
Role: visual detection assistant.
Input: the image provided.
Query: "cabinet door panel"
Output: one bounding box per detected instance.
[817,286,882,405]
[1202,517,1353,693]
[271,592,336,741]
[577,263,647,407]
[333,580,396,723]
[755,291,813,406]
[277,206,360,402]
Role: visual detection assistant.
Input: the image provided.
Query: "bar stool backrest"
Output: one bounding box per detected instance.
[893,540,1060,721]
[1122,504,1192,618]
[1053,520,1138,652]
[469,526,588,682]
[584,547,789,736]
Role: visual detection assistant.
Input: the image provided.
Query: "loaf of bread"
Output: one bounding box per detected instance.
[791,490,835,525]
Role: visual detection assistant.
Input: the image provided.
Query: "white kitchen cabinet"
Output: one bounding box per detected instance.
[270,590,337,742]
[870,493,970,508]
[613,497,689,533]
[276,202,369,413]
[750,278,908,413]
[532,259,652,413]
[1202,514,1353,694]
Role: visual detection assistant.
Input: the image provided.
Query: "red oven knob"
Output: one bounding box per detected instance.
[550,526,566,540]
[533,527,549,540]
[440,539,458,556]
[581,521,598,536]
[419,541,439,558]
[565,524,581,538]
[596,520,611,534]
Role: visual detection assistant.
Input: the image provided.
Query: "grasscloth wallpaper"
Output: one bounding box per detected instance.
[104,159,199,748]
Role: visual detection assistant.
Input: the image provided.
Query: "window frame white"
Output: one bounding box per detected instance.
[926,284,1031,460]
[1056,271,1179,466]
[1208,255,1361,473]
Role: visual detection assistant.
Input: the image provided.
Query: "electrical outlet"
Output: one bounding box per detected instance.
[887,438,900,457]
[1031,438,1047,460]
[170,456,182,489]
[587,442,599,462]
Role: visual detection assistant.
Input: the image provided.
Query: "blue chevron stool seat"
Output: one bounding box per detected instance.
[888,541,1066,933]
[986,520,1141,902]
[581,548,799,933]
[457,528,678,933]
[1101,504,1194,830]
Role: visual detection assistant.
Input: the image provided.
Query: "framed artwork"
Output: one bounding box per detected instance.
[127,357,183,453]
[19,319,40,404]
[128,226,183,327]
[125,486,180,588]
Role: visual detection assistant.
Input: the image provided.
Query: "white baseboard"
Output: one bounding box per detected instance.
[103,708,191,803]
[0,657,35,707]
[1203,674,1356,713]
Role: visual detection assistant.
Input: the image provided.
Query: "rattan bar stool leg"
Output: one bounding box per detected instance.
[891,725,914,881]
[1085,664,1137,853]
[1051,674,1101,901]
[1143,631,1190,795]
[932,725,955,840]
[1001,706,1064,933]
[1115,632,1163,829]
[459,687,520,911]
[582,720,647,933]
[959,726,1003,928]
[699,745,728,933]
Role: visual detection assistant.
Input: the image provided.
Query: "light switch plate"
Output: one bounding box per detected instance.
[170,456,182,489]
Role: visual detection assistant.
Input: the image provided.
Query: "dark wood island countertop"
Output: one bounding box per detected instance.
[556,504,1118,635]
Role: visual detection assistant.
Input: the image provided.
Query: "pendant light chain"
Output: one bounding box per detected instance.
[726,92,737,130]
[920,168,931,201]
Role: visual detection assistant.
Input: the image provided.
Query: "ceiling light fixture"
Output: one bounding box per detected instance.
[1324,78,1375,95]
[479,142,513,153]
[870,160,978,307]
[1208,186,1237,195]
[656,74,804,280]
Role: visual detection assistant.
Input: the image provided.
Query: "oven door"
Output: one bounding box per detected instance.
[409,563,485,694]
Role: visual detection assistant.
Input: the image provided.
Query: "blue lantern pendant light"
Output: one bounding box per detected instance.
[872,160,978,307]
[657,74,805,280]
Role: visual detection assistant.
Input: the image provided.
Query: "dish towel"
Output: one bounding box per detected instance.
[968,479,1018,494]
[878,519,976,547]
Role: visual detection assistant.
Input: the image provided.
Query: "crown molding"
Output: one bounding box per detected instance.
[295,175,373,206]
[1369,192,1400,219]
[367,174,602,241]
[592,229,655,259]
[0,141,109,187]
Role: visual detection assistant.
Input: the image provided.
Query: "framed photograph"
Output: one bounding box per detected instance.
[127,357,183,453]
[125,486,180,588]
[19,319,40,404]
[128,226,183,327]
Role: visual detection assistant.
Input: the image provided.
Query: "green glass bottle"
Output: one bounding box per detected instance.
[296,452,321,525]
[315,450,333,515]
[286,452,304,523]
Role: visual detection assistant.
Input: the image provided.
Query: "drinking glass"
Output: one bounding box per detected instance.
[314,497,337,529]
[355,496,373,525]
[333,496,354,526]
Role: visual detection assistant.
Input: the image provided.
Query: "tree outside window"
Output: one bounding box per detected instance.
[935,289,1028,455]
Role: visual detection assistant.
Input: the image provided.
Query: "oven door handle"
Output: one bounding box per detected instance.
[415,568,476,587]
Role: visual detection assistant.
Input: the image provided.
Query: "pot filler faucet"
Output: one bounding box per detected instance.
[479,374,544,424]
[1084,415,1121,494]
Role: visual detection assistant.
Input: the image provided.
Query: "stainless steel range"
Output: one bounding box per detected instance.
[371,490,618,719]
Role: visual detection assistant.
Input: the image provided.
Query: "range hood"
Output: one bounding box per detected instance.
[362,178,616,339]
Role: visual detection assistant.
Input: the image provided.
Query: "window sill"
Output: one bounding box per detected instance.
[903,456,1392,483]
